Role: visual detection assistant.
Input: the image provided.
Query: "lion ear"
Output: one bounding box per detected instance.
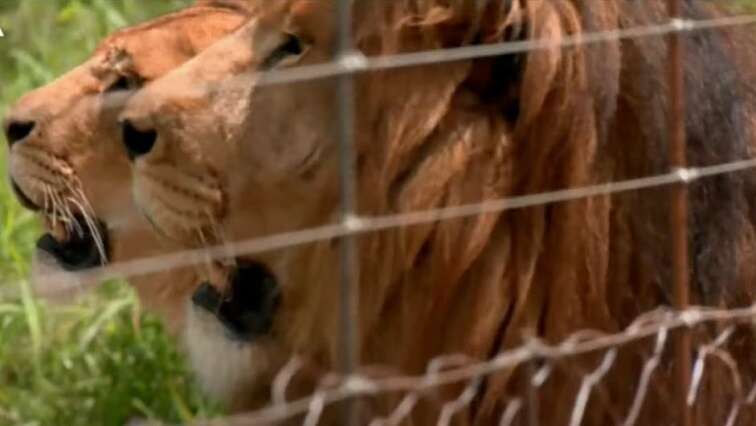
[193,0,256,14]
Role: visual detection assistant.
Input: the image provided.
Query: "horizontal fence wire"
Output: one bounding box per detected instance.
[92,14,756,109]
[7,157,756,299]
[250,14,756,87]
[5,9,756,426]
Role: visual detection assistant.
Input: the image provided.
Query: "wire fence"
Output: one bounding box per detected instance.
[184,304,756,426]
[8,1,756,425]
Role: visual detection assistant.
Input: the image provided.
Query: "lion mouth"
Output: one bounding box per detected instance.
[10,176,110,272]
[36,215,110,271]
[191,261,280,342]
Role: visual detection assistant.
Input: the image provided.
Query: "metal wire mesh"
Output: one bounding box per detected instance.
[184,304,756,425]
[9,2,756,425]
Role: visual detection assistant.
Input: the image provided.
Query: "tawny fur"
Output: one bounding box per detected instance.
[121,0,756,423]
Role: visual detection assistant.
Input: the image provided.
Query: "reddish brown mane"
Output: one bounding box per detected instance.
[276,1,756,423]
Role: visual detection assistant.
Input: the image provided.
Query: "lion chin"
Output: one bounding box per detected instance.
[185,261,283,410]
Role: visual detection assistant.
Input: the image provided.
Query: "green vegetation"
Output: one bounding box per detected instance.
[0,283,221,426]
[0,1,222,425]
[0,0,754,425]
[732,0,756,12]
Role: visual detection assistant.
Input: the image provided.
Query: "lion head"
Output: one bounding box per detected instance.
[3,0,253,317]
[2,1,293,411]
[121,0,756,423]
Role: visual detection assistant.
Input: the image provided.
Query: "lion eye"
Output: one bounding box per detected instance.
[105,74,141,93]
[262,33,307,69]
[280,34,304,56]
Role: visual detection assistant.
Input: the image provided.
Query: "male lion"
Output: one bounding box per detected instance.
[3,0,285,411]
[121,0,756,424]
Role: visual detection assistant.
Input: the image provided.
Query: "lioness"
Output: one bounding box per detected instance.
[4,0,284,411]
[4,0,252,327]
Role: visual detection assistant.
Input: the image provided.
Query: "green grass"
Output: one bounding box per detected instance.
[0,283,221,426]
[0,1,223,425]
[732,0,756,12]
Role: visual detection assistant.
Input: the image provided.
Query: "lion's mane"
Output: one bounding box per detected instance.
[274,1,756,424]
[109,0,756,421]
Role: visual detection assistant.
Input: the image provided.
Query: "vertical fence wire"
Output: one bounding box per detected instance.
[667,1,693,425]
[335,0,361,424]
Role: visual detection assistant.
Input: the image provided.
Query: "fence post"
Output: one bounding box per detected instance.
[667,1,693,426]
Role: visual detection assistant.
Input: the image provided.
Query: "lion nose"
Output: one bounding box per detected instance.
[4,118,36,147]
[121,119,158,160]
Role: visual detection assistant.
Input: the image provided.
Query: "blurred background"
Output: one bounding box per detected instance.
[0,0,754,425]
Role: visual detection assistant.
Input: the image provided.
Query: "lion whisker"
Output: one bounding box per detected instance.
[71,184,98,221]
[46,185,67,237]
[42,184,50,214]
[67,196,107,265]
[51,189,76,236]
[188,222,211,275]
[205,208,236,269]
[72,185,104,242]
[42,185,55,226]
[61,195,81,236]
[204,209,238,303]
[195,223,218,279]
